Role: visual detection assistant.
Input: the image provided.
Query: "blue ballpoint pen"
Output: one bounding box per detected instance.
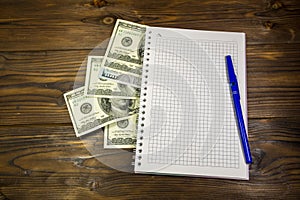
[226,55,252,164]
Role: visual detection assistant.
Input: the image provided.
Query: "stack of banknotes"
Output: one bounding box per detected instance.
[64,19,147,149]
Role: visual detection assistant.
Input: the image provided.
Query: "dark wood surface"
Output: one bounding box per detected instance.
[1,0,300,199]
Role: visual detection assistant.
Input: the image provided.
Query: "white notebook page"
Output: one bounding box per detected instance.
[135,27,248,180]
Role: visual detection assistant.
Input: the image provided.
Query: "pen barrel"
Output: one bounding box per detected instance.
[233,94,252,164]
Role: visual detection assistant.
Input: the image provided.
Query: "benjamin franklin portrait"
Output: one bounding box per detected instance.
[98,98,136,118]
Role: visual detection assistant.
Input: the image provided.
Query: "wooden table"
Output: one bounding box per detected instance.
[1,0,299,199]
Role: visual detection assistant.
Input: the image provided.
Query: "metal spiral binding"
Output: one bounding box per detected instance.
[136,30,152,167]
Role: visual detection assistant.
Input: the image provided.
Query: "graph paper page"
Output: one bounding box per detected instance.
[135,27,248,180]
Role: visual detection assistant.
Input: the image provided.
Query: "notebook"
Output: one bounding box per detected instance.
[134,26,249,180]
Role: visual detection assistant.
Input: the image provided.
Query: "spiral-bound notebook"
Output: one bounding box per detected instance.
[134,26,249,180]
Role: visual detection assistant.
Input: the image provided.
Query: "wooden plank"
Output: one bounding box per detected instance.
[1,174,299,199]
[0,124,299,199]
[0,0,299,51]
[0,125,124,175]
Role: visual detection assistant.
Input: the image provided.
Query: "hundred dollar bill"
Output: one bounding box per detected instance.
[64,86,139,137]
[99,61,141,88]
[104,114,138,149]
[99,19,147,84]
[103,19,147,65]
[84,56,140,98]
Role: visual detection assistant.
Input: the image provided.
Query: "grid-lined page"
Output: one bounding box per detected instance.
[135,27,248,180]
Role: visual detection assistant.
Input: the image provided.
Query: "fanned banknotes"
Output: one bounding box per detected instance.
[64,20,147,147]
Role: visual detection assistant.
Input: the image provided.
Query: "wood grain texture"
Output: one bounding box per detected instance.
[0,0,299,51]
[0,0,300,199]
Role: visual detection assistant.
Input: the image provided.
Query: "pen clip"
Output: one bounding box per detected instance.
[226,55,240,99]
